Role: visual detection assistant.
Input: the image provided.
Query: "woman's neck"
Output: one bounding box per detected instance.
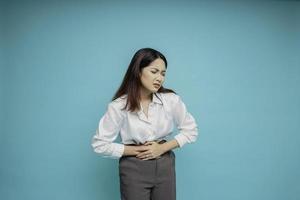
[140,88,152,102]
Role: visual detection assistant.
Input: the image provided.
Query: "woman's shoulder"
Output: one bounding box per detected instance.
[158,92,181,105]
[108,94,127,111]
[112,94,127,102]
[159,92,180,100]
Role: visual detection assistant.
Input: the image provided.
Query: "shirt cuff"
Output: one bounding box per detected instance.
[174,134,189,148]
[111,143,125,159]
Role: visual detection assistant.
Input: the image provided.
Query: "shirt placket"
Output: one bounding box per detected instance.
[148,103,155,140]
[138,102,157,142]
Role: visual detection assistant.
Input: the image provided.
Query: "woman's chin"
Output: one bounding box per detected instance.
[152,88,159,92]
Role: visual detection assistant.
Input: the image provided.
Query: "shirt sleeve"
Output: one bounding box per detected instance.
[172,94,199,148]
[91,101,125,159]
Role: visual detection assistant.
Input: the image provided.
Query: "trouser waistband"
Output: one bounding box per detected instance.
[125,139,167,146]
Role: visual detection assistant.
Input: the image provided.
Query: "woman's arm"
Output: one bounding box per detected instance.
[172,94,199,148]
[123,145,146,156]
[161,139,180,153]
[91,101,125,159]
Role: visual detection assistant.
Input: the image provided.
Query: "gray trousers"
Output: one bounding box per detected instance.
[119,150,176,200]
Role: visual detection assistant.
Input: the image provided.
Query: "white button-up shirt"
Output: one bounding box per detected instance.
[91,92,198,159]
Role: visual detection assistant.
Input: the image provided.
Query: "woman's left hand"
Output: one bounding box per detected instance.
[136,141,165,160]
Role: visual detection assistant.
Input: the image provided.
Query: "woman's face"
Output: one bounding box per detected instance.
[139,58,166,94]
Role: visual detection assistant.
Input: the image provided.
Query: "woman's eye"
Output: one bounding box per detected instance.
[151,71,165,76]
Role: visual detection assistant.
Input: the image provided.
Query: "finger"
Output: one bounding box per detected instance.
[142,154,156,160]
[137,151,153,158]
[141,154,152,160]
[136,151,151,158]
[136,145,149,151]
[138,146,150,152]
[136,152,145,157]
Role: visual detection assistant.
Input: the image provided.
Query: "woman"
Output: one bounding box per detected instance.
[91,47,198,200]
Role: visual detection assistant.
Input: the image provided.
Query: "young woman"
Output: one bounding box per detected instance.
[91,47,198,200]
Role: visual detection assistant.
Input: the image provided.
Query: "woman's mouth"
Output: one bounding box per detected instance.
[153,84,160,88]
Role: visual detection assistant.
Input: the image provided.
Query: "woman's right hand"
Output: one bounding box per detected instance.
[123,145,147,156]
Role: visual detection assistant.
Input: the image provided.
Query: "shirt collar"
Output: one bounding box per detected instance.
[120,93,162,104]
[136,92,163,123]
[152,92,163,105]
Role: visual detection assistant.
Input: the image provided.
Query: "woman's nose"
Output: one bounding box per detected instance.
[156,77,163,83]
[157,74,164,81]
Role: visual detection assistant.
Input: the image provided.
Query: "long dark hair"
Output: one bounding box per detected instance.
[112,47,176,112]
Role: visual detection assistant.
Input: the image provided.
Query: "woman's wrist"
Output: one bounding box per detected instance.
[123,145,138,156]
[161,139,179,153]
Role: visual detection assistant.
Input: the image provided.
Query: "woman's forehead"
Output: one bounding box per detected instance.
[147,59,166,70]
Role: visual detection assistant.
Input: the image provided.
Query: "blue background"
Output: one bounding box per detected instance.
[1,0,299,200]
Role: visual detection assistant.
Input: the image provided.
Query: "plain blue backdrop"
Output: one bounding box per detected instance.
[1,0,299,200]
